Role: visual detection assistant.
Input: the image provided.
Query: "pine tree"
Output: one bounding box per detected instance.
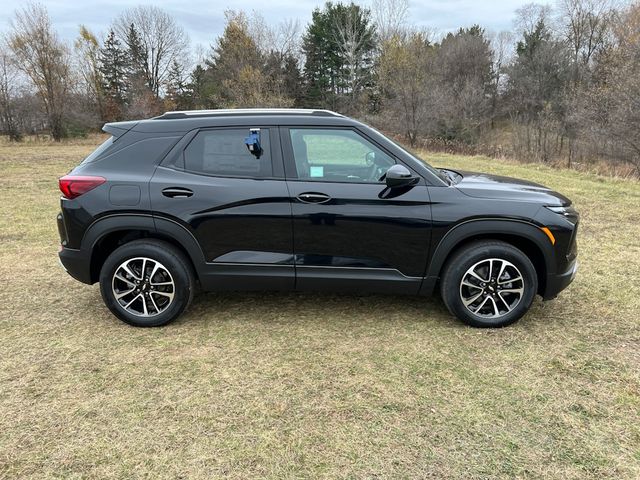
[186,64,213,109]
[98,29,129,121]
[165,60,189,110]
[124,23,148,90]
[301,2,376,111]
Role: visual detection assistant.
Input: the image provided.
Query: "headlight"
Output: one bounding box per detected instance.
[545,205,579,222]
[546,205,577,215]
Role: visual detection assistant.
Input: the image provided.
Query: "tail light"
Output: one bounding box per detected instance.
[59,175,106,199]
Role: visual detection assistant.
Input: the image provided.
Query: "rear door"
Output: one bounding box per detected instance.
[150,126,294,290]
[282,126,432,294]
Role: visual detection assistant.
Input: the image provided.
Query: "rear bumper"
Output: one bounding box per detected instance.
[543,259,578,300]
[58,246,93,284]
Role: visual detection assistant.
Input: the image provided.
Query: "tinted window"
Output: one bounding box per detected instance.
[184,128,272,177]
[289,128,395,183]
[81,136,114,164]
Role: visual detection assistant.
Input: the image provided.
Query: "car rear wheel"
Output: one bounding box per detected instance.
[99,239,194,327]
[440,240,538,328]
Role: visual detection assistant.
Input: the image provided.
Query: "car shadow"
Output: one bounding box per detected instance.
[181,289,455,327]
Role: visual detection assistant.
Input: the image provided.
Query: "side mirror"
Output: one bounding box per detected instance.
[383,164,419,188]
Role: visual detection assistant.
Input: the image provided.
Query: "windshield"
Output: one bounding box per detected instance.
[80,136,114,164]
[388,140,451,184]
[361,124,449,184]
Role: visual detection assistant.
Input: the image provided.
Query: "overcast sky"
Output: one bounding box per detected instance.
[1,0,553,54]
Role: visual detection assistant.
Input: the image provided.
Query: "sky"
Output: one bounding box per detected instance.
[1,0,553,54]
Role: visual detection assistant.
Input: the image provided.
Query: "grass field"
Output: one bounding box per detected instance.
[0,137,639,479]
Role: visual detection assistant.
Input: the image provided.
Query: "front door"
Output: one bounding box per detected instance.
[282,127,432,294]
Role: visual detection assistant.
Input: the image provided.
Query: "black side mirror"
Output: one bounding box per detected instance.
[383,164,419,188]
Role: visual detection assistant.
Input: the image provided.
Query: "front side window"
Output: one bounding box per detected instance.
[289,128,395,183]
[184,128,272,178]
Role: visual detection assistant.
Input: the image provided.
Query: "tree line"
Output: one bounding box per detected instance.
[1,0,639,174]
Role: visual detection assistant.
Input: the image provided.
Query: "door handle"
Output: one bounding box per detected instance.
[162,187,194,198]
[297,192,331,204]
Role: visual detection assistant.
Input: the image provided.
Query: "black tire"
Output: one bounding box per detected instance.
[440,240,538,328]
[99,239,195,327]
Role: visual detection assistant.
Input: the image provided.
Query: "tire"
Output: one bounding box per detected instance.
[99,239,195,327]
[440,240,538,328]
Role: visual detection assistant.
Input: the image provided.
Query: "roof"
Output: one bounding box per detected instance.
[104,108,358,136]
[155,108,344,120]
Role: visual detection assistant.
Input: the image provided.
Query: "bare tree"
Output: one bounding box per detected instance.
[75,25,105,120]
[558,0,613,75]
[379,31,435,145]
[372,0,409,41]
[433,27,494,143]
[246,12,302,61]
[7,3,72,141]
[0,52,22,141]
[514,3,554,35]
[489,30,514,126]
[491,31,514,91]
[585,2,640,173]
[330,4,377,112]
[113,5,189,97]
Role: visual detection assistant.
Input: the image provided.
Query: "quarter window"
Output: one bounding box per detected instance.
[289,128,395,183]
[184,128,272,178]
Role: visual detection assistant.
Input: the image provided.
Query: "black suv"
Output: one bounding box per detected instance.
[57,109,578,328]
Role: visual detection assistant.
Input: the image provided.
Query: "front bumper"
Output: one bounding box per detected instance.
[59,246,93,284]
[543,259,578,300]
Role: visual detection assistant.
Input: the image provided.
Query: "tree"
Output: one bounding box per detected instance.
[246,14,302,62]
[378,31,435,145]
[186,64,212,109]
[99,30,129,121]
[165,60,190,110]
[506,19,572,161]
[490,30,514,127]
[514,3,553,37]
[332,3,378,111]
[585,3,640,173]
[75,25,105,121]
[7,3,72,140]
[434,26,494,142]
[302,2,377,111]
[205,10,263,107]
[245,13,304,105]
[559,0,613,78]
[113,5,189,97]
[124,23,147,89]
[204,10,295,108]
[0,53,22,141]
[372,0,409,42]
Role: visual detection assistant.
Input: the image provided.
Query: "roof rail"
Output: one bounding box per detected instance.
[154,108,344,120]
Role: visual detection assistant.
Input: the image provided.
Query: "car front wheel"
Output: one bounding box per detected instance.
[440,240,538,328]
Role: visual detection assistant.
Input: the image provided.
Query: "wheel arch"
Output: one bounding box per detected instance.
[424,219,556,296]
[82,214,205,284]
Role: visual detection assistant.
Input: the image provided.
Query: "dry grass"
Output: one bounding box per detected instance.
[0,141,639,479]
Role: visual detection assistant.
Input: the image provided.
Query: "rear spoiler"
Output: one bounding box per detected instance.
[102,121,138,138]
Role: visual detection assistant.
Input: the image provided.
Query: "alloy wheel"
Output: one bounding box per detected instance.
[459,258,525,318]
[111,257,175,317]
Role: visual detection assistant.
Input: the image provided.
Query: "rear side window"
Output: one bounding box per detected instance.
[184,128,272,178]
[81,136,114,164]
